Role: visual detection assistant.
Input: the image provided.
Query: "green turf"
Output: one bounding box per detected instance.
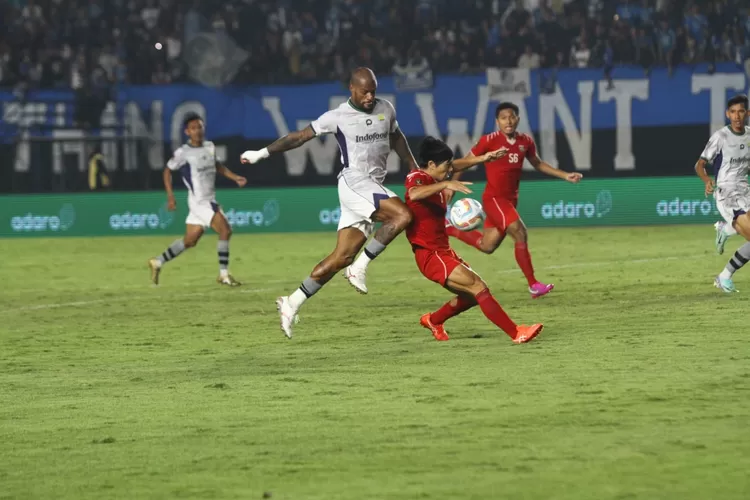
[1,225,749,500]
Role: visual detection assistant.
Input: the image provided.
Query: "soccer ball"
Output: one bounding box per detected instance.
[449,198,485,231]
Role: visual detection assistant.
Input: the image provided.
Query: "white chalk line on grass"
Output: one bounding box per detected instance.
[0,255,695,315]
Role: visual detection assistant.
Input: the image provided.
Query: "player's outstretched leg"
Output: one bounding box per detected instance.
[715,215,750,292]
[345,198,412,294]
[443,263,543,343]
[446,223,506,254]
[715,242,750,293]
[715,220,750,294]
[446,225,484,249]
[277,228,368,338]
[714,220,737,255]
[148,225,203,285]
[211,212,240,286]
[506,220,553,299]
[420,294,475,341]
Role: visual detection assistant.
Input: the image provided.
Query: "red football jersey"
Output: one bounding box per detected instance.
[405,170,450,251]
[471,131,537,201]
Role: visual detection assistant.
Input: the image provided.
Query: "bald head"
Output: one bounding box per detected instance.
[349,67,378,112]
[350,67,377,87]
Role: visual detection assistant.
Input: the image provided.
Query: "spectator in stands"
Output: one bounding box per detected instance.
[0,0,748,89]
[633,27,655,75]
[570,38,591,68]
[655,18,677,73]
[518,44,541,69]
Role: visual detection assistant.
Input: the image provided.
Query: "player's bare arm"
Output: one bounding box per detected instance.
[409,180,472,201]
[241,125,317,164]
[216,162,247,187]
[528,154,583,183]
[452,148,508,173]
[694,157,715,196]
[163,168,176,211]
[390,128,418,170]
[267,125,317,154]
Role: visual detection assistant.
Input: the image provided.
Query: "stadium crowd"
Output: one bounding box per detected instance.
[0,0,749,89]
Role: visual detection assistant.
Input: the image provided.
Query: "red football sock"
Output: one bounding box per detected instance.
[447,225,483,249]
[430,295,475,324]
[514,242,537,286]
[475,288,517,338]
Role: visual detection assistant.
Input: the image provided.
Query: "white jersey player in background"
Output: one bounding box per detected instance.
[241,67,418,338]
[148,113,247,286]
[695,94,750,292]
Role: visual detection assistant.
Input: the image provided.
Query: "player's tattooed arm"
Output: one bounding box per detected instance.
[695,158,715,196]
[528,154,583,183]
[241,125,316,164]
[390,128,418,170]
[267,125,316,154]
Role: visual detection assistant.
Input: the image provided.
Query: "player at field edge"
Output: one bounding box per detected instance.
[240,68,420,338]
[448,102,583,298]
[148,113,247,286]
[406,136,543,343]
[694,94,750,293]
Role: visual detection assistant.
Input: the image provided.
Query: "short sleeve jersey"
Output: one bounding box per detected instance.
[700,126,750,190]
[404,169,450,251]
[471,131,537,201]
[167,141,218,204]
[310,98,398,184]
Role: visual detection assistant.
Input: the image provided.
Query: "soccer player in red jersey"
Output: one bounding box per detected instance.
[448,102,583,298]
[405,136,544,343]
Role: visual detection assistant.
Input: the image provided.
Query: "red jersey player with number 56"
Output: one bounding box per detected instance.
[448,102,583,298]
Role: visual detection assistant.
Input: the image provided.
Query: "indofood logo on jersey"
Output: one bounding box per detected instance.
[656,198,718,217]
[109,203,175,230]
[541,191,613,220]
[10,204,76,232]
[355,132,389,143]
[225,199,280,227]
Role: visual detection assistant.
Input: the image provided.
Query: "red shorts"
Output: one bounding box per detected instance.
[483,195,521,232]
[414,248,470,286]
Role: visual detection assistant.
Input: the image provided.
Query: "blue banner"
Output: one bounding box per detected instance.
[1,63,747,142]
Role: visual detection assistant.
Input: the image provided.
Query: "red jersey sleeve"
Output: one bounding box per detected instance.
[405,170,432,191]
[470,134,489,157]
[525,135,537,160]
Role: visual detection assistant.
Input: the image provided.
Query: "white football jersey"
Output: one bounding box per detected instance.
[311,98,398,184]
[167,141,218,204]
[700,126,750,190]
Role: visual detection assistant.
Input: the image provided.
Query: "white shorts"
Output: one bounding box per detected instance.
[186,199,224,228]
[715,185,750,224]
[337,174,398,236]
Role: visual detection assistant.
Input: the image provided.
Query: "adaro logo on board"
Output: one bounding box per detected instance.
[10,204,76,232]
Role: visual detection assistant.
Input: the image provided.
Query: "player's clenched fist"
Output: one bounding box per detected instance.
[704,178,715,196]
[240,148,270,164]
[565,172,583,183]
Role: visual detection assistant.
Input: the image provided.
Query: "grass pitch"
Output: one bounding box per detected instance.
[1,225,749,499]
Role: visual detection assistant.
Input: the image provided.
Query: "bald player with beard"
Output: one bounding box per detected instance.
[241,67,419,338]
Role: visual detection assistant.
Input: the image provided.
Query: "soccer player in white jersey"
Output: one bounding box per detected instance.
[695,94,750,292]
[148,113,247,286]
[241,67,418,338]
